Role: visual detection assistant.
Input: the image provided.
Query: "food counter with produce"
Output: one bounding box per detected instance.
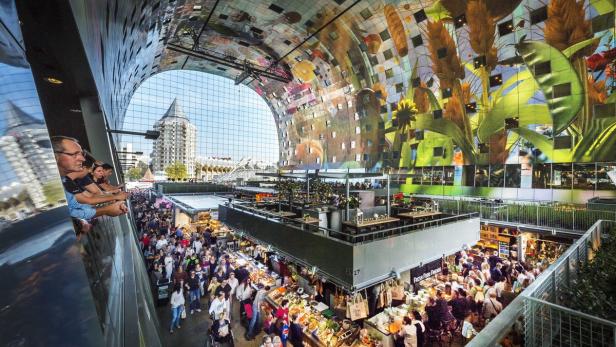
[225,250,278,288]
[364,289,432,347]
[266,287,382,347]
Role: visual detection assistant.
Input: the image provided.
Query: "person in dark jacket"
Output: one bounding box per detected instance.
[211,312,232,346]
[449,289,469,322]
[289,314,304,347]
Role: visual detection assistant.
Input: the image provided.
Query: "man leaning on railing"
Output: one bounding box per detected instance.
[52,136,128,237]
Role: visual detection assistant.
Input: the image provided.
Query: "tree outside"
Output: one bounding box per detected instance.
[165,162,188,181]
[194,161,202,180]
[126,167,143,181]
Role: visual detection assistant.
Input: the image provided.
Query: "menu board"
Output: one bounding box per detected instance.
[498,235,510,258]
[410,258,443,287]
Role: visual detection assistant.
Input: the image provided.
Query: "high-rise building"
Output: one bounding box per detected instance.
[150,98,196,176]
[0,102,58,208]
[118,142,138,171]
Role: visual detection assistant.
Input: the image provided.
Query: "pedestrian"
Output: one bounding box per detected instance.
[169,284,185,334]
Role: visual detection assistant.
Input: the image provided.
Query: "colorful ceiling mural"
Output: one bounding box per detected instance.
[76,0,616,171]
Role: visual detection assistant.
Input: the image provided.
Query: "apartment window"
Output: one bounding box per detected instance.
[505,164,521,188]
[597,163,616,190]
[351,141,356,149]
[551,163,573,189]
[355,126,361,134]
[489,164,504,187]
[475,165,489,187]
[573,163,596,190]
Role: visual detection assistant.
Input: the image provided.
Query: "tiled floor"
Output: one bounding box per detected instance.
[156,297,474,347]
[157,297,265,347]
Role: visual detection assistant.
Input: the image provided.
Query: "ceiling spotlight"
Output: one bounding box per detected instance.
[44,77,63,84]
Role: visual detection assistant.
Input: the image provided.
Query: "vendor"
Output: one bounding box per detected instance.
[289,314,304,347]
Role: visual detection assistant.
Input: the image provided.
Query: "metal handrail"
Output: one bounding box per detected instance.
[467,219,613,347]
[226,201,478,244]
[525,296,616,328]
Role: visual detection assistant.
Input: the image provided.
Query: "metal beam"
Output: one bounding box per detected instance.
[167,43,292,83]
[245,0,364,85]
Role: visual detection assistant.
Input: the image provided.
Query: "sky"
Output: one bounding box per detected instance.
[121,70,280,165]
[0,63,47,187]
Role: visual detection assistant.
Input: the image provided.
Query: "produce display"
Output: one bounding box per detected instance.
[267,288,362,347]
[225,251,278,288]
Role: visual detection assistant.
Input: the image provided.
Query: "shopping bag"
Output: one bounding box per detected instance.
[391,281,405,301]
[377,284,385,309]
[244,303,253,320]
[348,293,368,321]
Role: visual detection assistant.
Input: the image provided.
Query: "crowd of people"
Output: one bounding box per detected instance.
[52,136,129,238]
[394,249,541,346]
[130,192,307,346]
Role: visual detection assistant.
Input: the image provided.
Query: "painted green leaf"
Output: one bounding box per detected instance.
[405,58,419,100]
[509,128,555,159]
[416,87,441,111]
[477,76,541,142]
[425,0,451,21]
[592,0,615,15]
[562,37,600,59]
[517,40,584,135]
[572,119,616,161]
[414,113,475,162]
[490,70,532,102]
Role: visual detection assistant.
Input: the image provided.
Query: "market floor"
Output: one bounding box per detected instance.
[156,298,474,347]
[156,297,265,347]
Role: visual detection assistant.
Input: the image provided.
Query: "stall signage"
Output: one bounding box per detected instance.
[410,258,443,284]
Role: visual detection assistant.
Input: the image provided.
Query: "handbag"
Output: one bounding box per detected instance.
[376,284,385,309]
[180,305,187,319]
[348,293,368,321]
[244,303,253,319]
[391,280,405,301]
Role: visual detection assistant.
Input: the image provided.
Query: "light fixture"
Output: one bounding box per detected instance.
[44,77,63,84]
[69,108,81,113]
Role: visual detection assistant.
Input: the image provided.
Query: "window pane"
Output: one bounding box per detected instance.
[433,167,443,185]
[573,163,595,190]
[475,165,489,187]
[551,163,573,189]
[489,164,504,187]
[532,163,550,189]
[443,166,454,186]
[505,164,521,188]
[462,165,475,186]
[597,163,616,190]
[421,167,433,185]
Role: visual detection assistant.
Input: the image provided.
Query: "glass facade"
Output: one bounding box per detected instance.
[120,70,280,172]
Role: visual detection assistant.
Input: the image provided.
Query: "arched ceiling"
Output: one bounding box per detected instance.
[68,0,616,172]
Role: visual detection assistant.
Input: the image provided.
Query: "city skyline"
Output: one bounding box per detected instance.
[121,70,280,166]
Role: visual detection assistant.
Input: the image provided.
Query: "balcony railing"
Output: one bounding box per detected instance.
[467,219,616,347]
[431,197,616,231]
[227,201,478,244]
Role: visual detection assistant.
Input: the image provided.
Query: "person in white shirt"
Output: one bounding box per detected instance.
[155,236,168,251]
[209,291,230,320]
[164,253,174,280]
[236,278,253,303]
[397,316,417,347]
[169,285,185,333]
[461,313,478,342]
[193,238,203,255]
[227,272,239,321]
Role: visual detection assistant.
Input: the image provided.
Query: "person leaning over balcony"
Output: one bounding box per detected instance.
[51,136,127,219]
[99,163,123,192]
[64,165,129,206]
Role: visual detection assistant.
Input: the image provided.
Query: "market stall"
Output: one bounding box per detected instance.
[265,286,379,347]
